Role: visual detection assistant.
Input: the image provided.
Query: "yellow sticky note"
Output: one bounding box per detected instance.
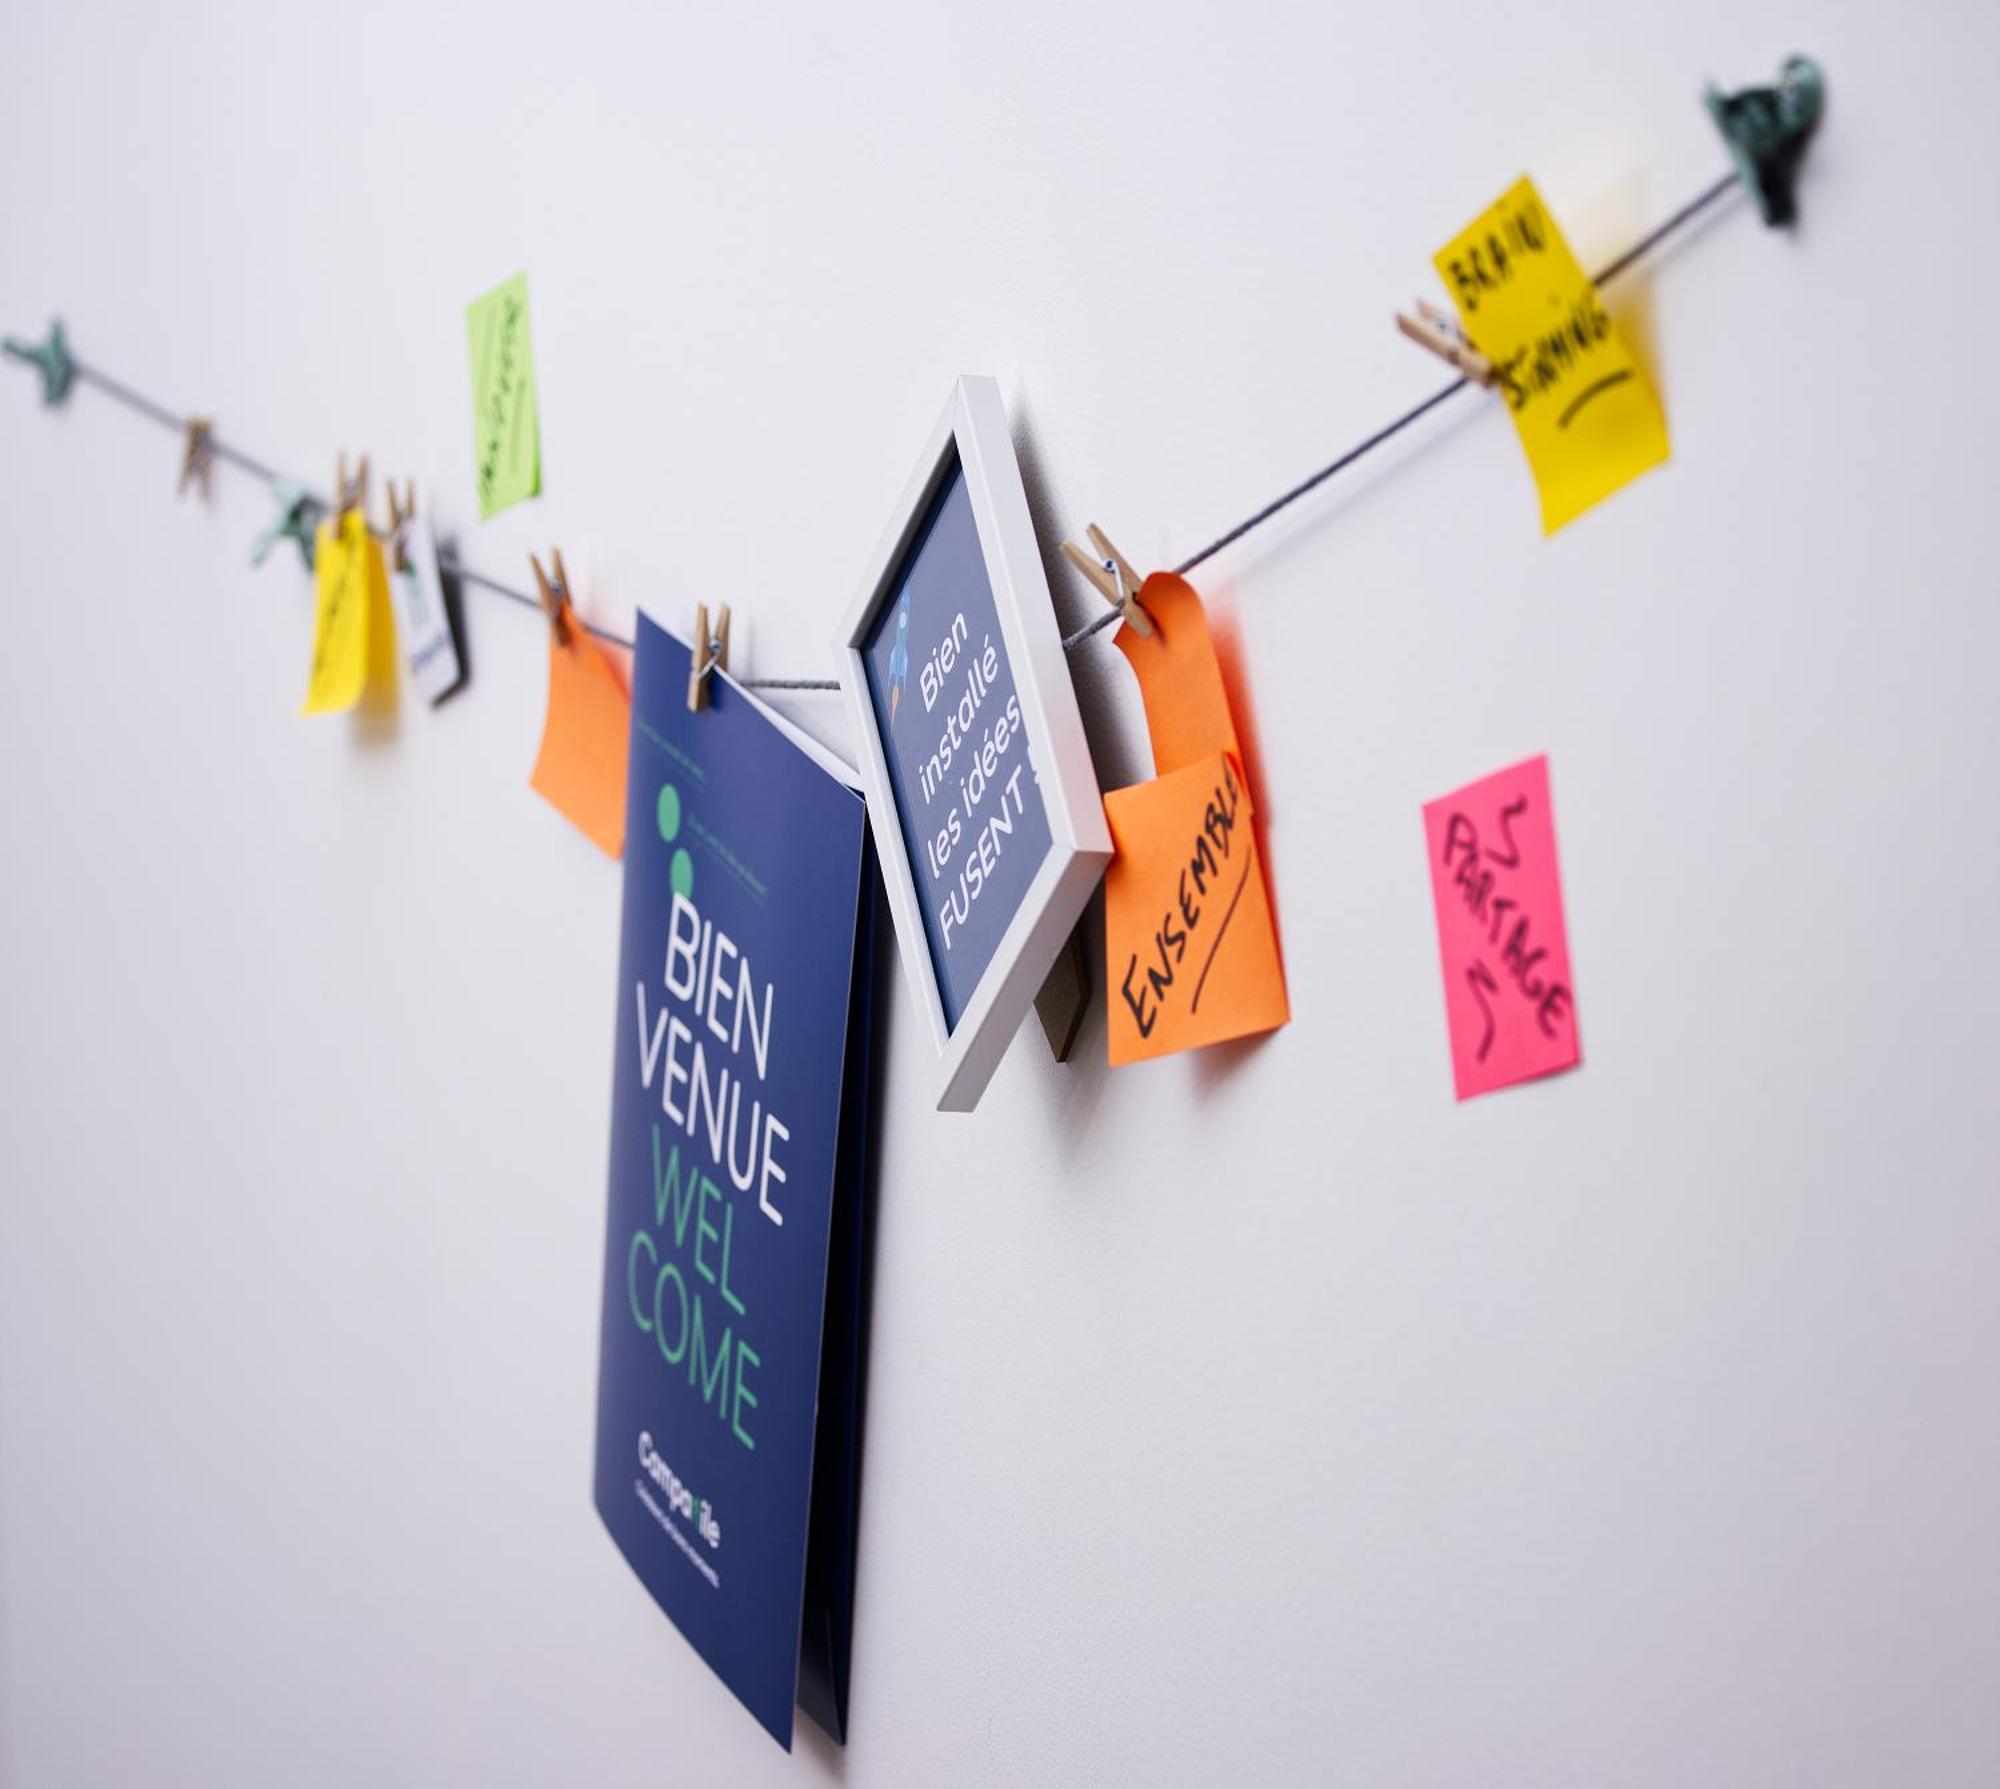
[466,271,540,519]
[301,512,388,715]
[1435,176,1670,534]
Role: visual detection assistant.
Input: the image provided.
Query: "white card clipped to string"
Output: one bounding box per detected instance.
[388,499,463,704]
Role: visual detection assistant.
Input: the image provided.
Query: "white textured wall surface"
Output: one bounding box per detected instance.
[4,2,1997,1784]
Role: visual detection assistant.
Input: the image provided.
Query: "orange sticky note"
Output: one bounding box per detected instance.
[530,619,631,857]
[1102,573,1288,1065]
[1112,572,1239,773]
[1104,751,1286,1064]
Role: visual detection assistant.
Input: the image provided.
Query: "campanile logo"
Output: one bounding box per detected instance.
[657,780,693,899]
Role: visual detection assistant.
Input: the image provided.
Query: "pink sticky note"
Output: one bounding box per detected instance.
[1422,754,1580,1100]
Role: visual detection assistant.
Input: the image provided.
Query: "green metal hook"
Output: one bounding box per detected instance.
[2,318,78,407]
[250,479,322,573]
[1706,55,1826,227]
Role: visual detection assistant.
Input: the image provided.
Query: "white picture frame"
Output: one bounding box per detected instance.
[837,377,1111,1112]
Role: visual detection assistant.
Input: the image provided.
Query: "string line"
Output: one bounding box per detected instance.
[1058,167,1743,648]
[22,169,1742,682]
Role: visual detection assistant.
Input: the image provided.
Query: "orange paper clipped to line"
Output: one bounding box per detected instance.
[1102,573,1288,1066]
[530,612,632,858]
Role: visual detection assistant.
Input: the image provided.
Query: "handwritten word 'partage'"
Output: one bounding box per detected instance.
[1422,753,1580,1100]
[1438,807,1572,1049]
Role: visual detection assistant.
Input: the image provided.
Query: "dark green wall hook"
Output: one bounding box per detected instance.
[1706,55,1825,227]
[250,479,322,573]
[2,319,78,406]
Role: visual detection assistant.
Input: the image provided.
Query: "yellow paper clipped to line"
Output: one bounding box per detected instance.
[530,616,631,858]
[301,510,393,715]
[1102,573,1288,1067]
[1435,175,1670,534]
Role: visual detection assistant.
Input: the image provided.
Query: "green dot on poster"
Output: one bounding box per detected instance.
[657,783,681,843]
[670,849,693,899]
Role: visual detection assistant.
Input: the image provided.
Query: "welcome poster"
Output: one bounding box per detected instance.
[594,614,876,1749]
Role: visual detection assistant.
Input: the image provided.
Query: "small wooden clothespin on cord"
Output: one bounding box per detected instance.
[530,548,574,647]
[1395,299,1498,387]
[177,418,216,502]
[384,478,416,572]
[1059,524,1155,637]
[687,602,732,712]
[332,452,371,531]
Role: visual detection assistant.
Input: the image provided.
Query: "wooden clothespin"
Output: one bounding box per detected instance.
[384,478,416,571]
[687,602,732,712]
[1059,524,1155,637]
[332,452,371,530]
[529,548,574,648]
[1395,299,1498,387]
[177,417,217,502]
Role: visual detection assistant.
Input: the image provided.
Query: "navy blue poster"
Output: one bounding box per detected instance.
[861,452,1052,1027]
[595,614,873,1749]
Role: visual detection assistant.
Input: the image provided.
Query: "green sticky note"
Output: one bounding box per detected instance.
[466,271,540,519]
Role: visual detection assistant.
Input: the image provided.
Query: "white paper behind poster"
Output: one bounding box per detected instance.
[391,515,462,703]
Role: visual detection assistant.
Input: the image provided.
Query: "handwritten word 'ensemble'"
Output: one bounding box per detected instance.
[1120,755,1246,1042]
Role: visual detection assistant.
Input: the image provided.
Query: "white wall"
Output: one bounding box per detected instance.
[4,2,1997,1783]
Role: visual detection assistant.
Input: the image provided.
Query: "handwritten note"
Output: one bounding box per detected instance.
[1102,573,1288,1065]
[466,272,540,519]
[1435,176,1670,534]
[389,514,463,704]
[1422,753,1580,1099]
[300,511,387,715]
[531,617,630,857]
